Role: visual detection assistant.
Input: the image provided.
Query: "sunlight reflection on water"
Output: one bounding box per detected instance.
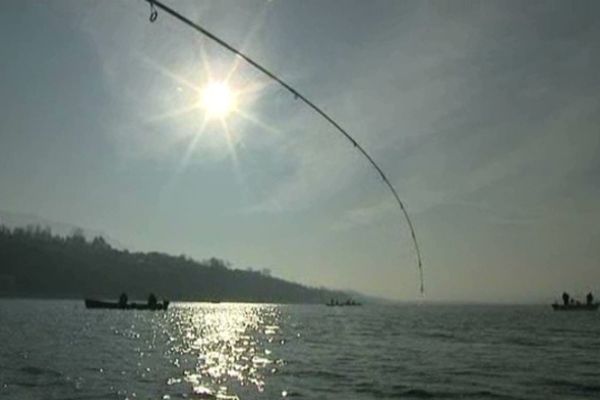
[161,303,285,399]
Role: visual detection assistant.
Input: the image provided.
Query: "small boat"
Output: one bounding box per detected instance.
[325,299,362,307]
[85,299,169,310]
[552,303,598,311]
[553,292,597,311]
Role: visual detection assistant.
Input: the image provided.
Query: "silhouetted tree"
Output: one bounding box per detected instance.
[92,236,110,249]
[69,228,86,244]
[260,268,272,277]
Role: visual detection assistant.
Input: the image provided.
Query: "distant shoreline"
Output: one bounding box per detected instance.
[0,295,554,307]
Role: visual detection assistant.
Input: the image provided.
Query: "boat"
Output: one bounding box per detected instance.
[552,291,598,311]
[552,303,598,311]
[85,299,169,310]
[325,299,362,307]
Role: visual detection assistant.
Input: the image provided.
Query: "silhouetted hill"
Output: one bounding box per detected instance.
[0,225,348,303]
[0,210,125,249]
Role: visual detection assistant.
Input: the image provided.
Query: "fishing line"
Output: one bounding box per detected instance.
[143,0,425,294]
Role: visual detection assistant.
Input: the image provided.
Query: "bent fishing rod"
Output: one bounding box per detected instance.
[143,0,425,294]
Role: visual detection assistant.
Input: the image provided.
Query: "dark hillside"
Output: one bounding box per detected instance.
[0,225,347,303]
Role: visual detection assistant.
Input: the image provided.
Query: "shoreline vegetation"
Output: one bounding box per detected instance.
[0,225,349,304]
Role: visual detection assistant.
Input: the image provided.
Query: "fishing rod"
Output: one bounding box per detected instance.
[143,0,425,294]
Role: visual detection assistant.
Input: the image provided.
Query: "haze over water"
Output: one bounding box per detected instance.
[1,300,599,400]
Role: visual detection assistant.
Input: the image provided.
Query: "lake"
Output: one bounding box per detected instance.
[1,300,599,399]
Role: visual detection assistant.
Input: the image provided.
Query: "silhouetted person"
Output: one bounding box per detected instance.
[562,292,570,306]
[148,293,157,308]
[119,292,128,308]
[586,292,594,305]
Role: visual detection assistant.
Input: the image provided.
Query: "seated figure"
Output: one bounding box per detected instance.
[562,292,570,306]
[118,292,128,308]
[148,293,157,308]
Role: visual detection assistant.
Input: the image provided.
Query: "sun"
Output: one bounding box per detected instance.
[200,81,236,119]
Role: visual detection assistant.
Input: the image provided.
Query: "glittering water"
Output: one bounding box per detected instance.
[1,301,600,399]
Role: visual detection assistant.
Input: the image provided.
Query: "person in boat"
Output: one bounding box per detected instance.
[119,292,128,308]
[562,292,570,306]
[586,292,594,305]
[148,293,158,308]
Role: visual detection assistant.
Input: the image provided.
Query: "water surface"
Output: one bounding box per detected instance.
[1,301,599,399]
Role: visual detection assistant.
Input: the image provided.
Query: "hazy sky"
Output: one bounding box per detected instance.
[1,0,599,302]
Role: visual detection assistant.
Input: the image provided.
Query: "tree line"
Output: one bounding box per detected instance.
[0,225,347,303]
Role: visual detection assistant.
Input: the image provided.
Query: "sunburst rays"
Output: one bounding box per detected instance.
[138,42,279,188]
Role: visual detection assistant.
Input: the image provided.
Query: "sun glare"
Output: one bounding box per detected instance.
[142,56,276,178]
[201,81,236,119]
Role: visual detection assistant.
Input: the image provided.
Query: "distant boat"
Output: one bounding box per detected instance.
[85,299,169,311]
[325,299,362,307]
[552,303,598,311]
[553,292,597,311]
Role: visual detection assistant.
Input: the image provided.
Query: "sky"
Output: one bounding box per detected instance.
[1,0,599,302]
